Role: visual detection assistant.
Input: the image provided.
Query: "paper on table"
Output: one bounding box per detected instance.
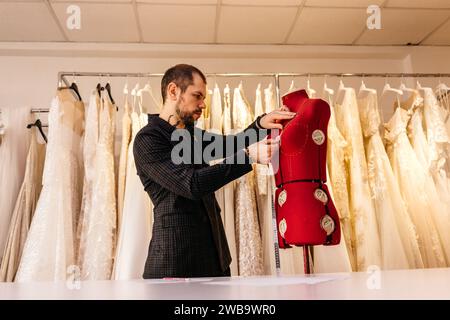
[202,275,349,286]
[146,278,215,284]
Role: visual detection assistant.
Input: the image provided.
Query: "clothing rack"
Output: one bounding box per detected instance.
[0,108,49,114]
[58,71,450,111]
[4,70,439,275]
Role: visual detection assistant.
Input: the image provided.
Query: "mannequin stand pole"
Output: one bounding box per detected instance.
[303,245,313,274]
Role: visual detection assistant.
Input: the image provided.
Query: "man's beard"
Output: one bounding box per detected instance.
[175,98,196,127]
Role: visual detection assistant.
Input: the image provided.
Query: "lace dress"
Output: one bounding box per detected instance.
[385,107,447,268]
[76,90,100,265]
[360,92,423,269]
[233,85,263,276]
[325,93,355,270]
[334,88,381,271]
[16,89,85,281]
[79,91,117,280]
[422,88,450,208]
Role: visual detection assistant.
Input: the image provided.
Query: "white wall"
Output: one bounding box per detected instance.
[1,43,450,116]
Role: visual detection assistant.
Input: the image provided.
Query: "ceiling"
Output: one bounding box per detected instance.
[1,0,450,45]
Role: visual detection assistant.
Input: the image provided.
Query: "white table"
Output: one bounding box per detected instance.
[1,268,449,300]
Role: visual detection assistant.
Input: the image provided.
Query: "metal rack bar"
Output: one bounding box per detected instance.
[59,71,450,84]
[276,73,450,78]
[0,108,49,114]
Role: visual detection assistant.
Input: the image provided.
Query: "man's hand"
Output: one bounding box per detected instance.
[246,136,280,165]
[259,107,296,130]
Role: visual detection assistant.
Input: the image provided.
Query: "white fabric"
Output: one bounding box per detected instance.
[385,107,447,268]
[16,89,84,281]
[113,112,153,280]
[79,92,117,280]
[360,92,423,270]
[0,127,46,281]
[222,85,238,276]
[422,88,450,209]
[0,107,31,263]
[325,92,355,270]
[232,85,263,276]
[334,88,381,271]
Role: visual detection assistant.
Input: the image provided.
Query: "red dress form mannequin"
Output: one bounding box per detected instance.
[271,89,341,252]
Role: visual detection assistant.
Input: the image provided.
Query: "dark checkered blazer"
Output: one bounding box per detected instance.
[134,114,267,278]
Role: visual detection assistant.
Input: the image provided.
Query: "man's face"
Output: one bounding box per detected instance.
[175,73,206,126]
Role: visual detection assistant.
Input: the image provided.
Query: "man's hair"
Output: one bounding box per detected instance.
[161,64,207,104]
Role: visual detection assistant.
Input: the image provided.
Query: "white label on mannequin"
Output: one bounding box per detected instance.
[279,218,287,238]
[312,129,325,145]
[314,188,328,204]
[320,215,335,236]
[278,189,287,207]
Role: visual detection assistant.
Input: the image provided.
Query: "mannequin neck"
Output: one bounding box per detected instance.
[281,89,309,112]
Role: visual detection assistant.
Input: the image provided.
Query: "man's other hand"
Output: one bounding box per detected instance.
[259,107,296,130]
[246,136,280,165]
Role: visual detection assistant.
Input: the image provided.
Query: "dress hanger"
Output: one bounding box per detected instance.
[322,76,334,105]
[105,75,115,105]
[27,119,47,143]
[335,78,347,103]
[123,77,129,96]
[139,80,161,112]
[306,75,316,98]
[131,83,140,113]
[358,78,377,97]
[323,76,334,96]
[59,74,82,101]
[288,80,296,92]
[398,76,416,94]
[382,78,403,110]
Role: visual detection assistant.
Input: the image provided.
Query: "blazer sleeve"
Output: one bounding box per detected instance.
[199,115,269,161]
[134,130,253,200]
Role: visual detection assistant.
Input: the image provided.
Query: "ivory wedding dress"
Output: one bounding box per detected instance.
[16,88,84,281]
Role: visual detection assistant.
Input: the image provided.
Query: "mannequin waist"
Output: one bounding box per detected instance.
[276,178,326,189]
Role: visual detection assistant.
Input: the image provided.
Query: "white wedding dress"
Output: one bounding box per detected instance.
[359,92,423,270]
[113,111,153,280]
[0,127,46,281]
[233,85,264,276]
[334,88,381,271]
[16,89,85,281]
[422,88,450,208]
[385,107,447,268]
[117,95,132,233]
[221,85,239,276]
[78,91,117,280]
[324,93,355,270]
[0,106,31,264]
[76,90,100,267]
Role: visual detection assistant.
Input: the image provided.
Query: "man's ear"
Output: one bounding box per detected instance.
[167,82,179,102]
